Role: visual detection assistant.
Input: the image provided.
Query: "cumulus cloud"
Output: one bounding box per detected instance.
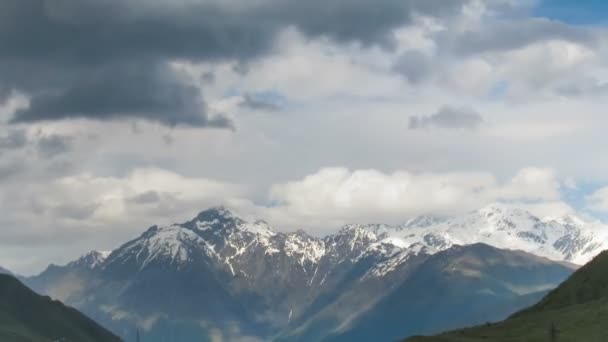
[0,168,247,249]
[265,167,566,232]
[409,106,483,130]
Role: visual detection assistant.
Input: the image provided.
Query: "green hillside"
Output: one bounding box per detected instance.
[406,250,608,342]
[0,274,121,342]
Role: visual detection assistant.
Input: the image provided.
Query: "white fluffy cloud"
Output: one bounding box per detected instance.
[264,166,570,233]
[0,168,246,246]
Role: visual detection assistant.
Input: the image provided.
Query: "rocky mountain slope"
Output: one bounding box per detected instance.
[406,249,608,342]
[24,205,604,341]
[310,243,575,342]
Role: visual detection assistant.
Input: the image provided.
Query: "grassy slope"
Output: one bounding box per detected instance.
[406,251,608,342]
[0,274,121,342]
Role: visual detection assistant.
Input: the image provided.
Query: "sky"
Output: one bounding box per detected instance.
[3,0,608,274]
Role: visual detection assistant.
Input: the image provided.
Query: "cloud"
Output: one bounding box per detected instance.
[265,166,566,232]
[36,133,73,158]
[0,0,468,127]
[409,105,483,130]
[129,190,162,205]
[239,93,282,112]
[0,158,26,179]
[0,168,247,248]
[0,129,27,150]
[0,129,73,158]
[161,134,174,146]
[10,62,234,129]
[586,187,608,212]
[445,18,596,56]
[393,50,433,84]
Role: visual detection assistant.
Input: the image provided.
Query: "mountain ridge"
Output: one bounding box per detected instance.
[405,250,608,341]
[23,205,596,341]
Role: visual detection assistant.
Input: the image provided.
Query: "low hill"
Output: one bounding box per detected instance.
[406,250,608,342]
[0,274,121,342]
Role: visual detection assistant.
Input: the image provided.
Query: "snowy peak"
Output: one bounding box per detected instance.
[68,250,112,270]
[402,215,448,229]
[545,214,586,227]
[336,223,391,242]
[285,230,325,264]
[188,206,244,231]
[473,204,539,226]
[99,204,608,282]
[106,224,208,270]
[397,205,608,265]
[105,207,285,273]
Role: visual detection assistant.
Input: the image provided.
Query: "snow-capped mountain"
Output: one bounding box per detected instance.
[68,250,112,270]
[395,204,608,265]
[62,204,603,279]
[23,205,601,342]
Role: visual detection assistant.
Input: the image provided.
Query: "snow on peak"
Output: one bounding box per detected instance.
[99,250,112,259]
[359,242,428,278]
[192,206,242,226]
[396,206,608,265]
[69,250,113,269]
[240,220,278,237]
[116,225,206,270]
[401,215,448,229]
[100,204,608,281]
[285,230,326,264]
[545,214,585,227]
[337,223,391,240]
[476,203,532,218]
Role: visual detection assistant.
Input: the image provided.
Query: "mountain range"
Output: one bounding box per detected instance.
[22,204,608,341]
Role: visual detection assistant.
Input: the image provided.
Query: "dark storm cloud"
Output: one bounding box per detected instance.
[409,106,483,130]
[11,62,233,129]
[0,0,468,127]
